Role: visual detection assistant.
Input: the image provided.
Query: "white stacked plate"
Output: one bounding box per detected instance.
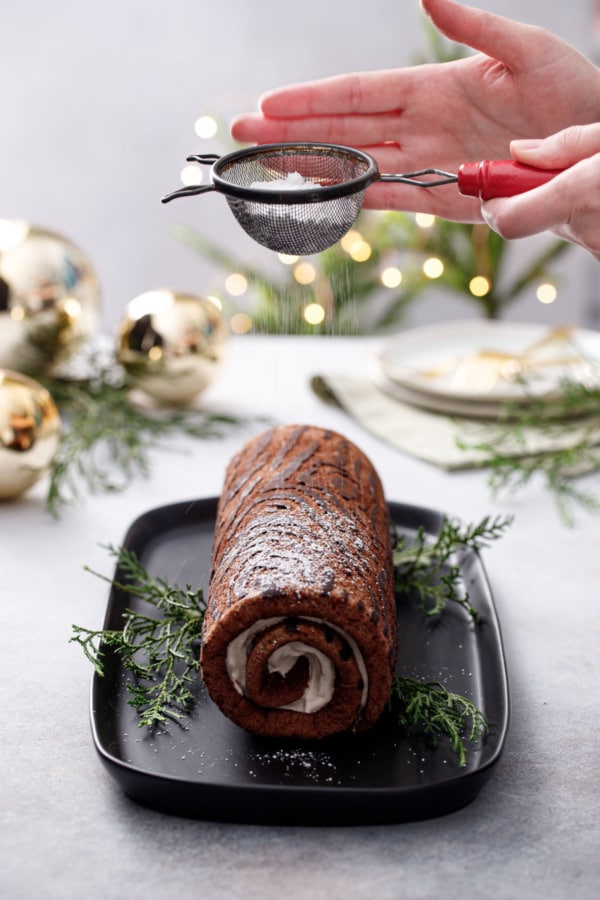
[376,320,600,419]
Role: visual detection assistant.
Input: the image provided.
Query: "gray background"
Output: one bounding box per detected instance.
[1,0,598,332]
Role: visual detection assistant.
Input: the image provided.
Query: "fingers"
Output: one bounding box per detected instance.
[229,69,408,145]
[481,178,569,239]
[481,153,600,253]
[421,0,544,71]
[239,0,542,120]
[484,123,600,250]
[231,107,404,147]
[510,123,600,168]
[257,69,409,118]
[255,0,540,123]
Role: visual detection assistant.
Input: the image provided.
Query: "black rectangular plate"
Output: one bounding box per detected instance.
[90,498,509,825]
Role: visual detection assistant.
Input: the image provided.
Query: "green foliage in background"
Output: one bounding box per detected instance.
[175,213,569,336]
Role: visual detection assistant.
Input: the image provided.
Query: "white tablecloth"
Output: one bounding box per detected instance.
[2,335,599,900]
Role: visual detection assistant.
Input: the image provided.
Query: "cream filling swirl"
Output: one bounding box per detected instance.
[225,616,368,714]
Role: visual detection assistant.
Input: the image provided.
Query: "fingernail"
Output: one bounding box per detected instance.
[480,204,496,229]
[510,139,544,152]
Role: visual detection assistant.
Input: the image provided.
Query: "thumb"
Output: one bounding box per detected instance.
[481,152,599,242]
[511,123,600,168]
[420,0,540,70]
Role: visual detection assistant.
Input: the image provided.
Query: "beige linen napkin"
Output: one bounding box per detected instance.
[310,372,600,472]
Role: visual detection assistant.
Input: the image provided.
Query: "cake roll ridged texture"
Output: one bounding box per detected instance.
[201,424,397,739]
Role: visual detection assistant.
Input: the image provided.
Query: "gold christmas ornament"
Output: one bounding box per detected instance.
[116,290,228,405]
[0,369,61,499]
[0,219,101,374]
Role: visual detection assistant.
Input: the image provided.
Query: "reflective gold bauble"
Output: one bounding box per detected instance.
[0,369,61,499]
[116,290,228,405]
[0,219,101,374]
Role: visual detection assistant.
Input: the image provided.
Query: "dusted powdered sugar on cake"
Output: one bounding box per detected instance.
[200,424,397,739]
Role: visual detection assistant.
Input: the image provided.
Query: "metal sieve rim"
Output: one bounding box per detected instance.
[210,142,380,204]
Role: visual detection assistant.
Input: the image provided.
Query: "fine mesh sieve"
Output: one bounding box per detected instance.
[162,142,563,256]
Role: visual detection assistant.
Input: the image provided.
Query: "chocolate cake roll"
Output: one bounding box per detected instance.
[201,424,397,739]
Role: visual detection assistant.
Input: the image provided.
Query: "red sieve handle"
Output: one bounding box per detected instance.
[457,159,564,200]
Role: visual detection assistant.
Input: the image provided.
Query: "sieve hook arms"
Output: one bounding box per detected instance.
[161,183,216,203]
[379,168,458,188]
[186,153,221,165]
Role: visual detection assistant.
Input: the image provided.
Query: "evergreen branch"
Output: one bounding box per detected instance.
[392,514,513,619]
[39,351,252,516]
[70,544,205,727]
[481,442,600,527]
[387,677,489,767]
[458,379,600,525]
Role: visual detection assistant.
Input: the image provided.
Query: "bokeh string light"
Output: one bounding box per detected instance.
[469,276,491,298]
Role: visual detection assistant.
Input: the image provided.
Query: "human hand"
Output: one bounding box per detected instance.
[230,0,600,223]
[482,124,600,261]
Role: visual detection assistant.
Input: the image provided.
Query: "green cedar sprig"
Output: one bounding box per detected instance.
[392,514,513,619]
[70,544,205,727]
[44,377,245,517]
[387,677,488,767]
[458,379,600,526]
[39,358,250,517]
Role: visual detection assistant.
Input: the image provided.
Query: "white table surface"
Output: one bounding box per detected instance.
[2,334,599,900]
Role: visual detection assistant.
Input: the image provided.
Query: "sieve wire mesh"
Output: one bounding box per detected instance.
[215,145,372,254]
